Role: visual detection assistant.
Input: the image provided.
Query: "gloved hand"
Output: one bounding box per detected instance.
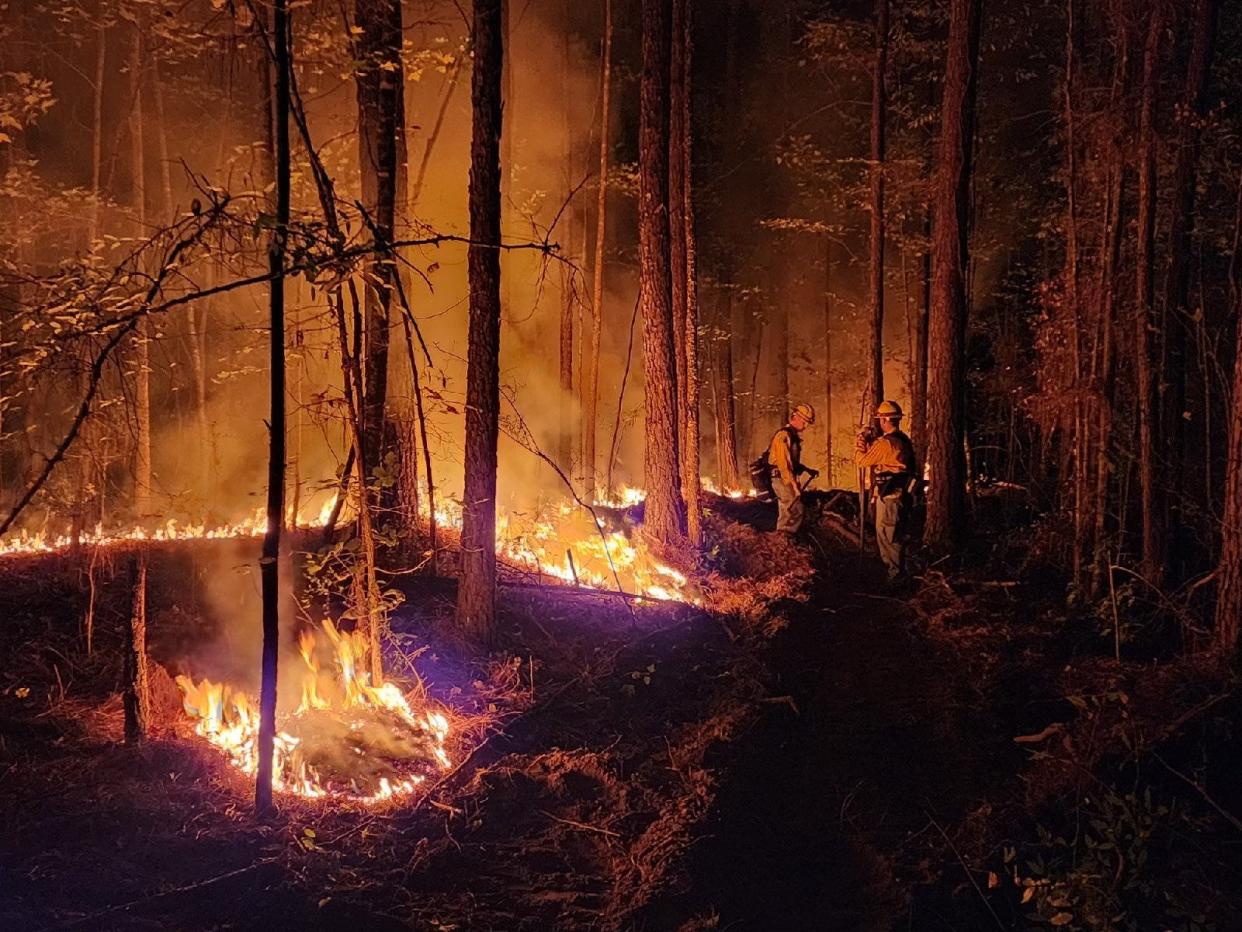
[806,468,820,480]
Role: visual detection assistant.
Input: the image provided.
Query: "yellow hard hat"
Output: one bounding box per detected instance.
[875,400,904,418]
[793,402,817,425]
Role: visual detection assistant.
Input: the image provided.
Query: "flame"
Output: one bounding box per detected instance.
[177,618,451,802]
[1,486,698,602]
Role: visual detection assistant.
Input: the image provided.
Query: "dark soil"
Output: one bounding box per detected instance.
[2,499,1240,931]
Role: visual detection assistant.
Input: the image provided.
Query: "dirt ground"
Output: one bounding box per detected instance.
[2,496,1240,931]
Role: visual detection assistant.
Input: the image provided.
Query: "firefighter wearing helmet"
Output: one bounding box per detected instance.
[855,400,917,581]
[765,402,820,535]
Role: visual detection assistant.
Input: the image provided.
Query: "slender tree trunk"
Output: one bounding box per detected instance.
[1215,175,1242,657]
[256,0,290,815]
[1162,0,1217,573]
[1091,154,1125,596]
[457,0,504,644]
[911,207,931,450]
[678,0,701,546]
[867,0,889,415]
[559,0,575,472]
[1064,0,1090,593]
[354,0,403,481]
[129,24,152,520]
[923,0,982,552]
[638,0,685,548]
[123,554,151,745]
[1134,5,1163,582]
[584,0,612,502]
[712,285,739,490]
[89,24,105,248]
[824,237,835,479]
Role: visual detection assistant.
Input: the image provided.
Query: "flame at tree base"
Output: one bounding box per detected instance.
[176,619,450,803]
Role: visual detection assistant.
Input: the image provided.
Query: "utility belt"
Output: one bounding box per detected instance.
[873,471,913,499]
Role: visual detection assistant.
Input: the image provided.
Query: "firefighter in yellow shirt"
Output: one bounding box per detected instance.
[768,403,819,534]
[855,400,916,580]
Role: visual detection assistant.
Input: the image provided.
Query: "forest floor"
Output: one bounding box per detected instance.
[1,494,1241,931]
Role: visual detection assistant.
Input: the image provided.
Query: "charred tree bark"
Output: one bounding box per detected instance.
[256,0,291,815]
[456,0,504,645]
[1134,5,1163,582]
[867,0,890,416]
[638,0,686,548]
[123,554,151,745]
[924,0,982,553]
[583,0,612,502]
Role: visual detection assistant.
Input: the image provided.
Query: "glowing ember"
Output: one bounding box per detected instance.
[177,618,450,802]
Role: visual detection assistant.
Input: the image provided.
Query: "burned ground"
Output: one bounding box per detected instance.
[2,498,1240,931]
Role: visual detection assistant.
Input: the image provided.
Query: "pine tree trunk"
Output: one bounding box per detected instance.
[923,0,982,553]
[678,0,701,546]
[584,0,612,502]
[129,23,152,520]
[256,0,291,814]
[669,0,688,460]
[457,0,504,644]
[867,0,889,416]
[1134,6,1163,582]
[354,0,403,481]
[638,0,686,549]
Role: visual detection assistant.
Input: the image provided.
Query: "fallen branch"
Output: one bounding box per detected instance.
[50,860,270,929]
[1154,752,1242,835]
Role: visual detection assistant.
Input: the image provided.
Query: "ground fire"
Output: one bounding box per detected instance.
[176,619,450,803]
[4,0,1242,928]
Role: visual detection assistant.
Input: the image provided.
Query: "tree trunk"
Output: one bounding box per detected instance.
[824,237,835,480]
[123,554,151,744]
[669,0,688,460]
[1215,176,1242,658]
[1162,0,1217,571]
[712,284,739,490]
[583,0,612,502]
[678,0,701,546]
[129,23,152,520]
[923,0,982,553]
[354,0,403,481]
[911,206,931,450]
[638,0,685,548]
[456,0,504,644]
[559,0,576,473]
[256,0,291,815]
[867,0,889,416]
[1134,5,1163,582]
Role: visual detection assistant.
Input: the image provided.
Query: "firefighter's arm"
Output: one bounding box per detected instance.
[854,436,889,468]
[770,432,797,488]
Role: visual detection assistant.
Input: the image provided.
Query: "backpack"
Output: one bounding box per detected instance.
[748,426,797,499]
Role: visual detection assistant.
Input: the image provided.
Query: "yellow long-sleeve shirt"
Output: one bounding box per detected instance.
[768,426,805,487]
[855,430,915,475]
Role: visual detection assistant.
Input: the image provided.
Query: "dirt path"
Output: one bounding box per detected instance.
[649,546,1029,931]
